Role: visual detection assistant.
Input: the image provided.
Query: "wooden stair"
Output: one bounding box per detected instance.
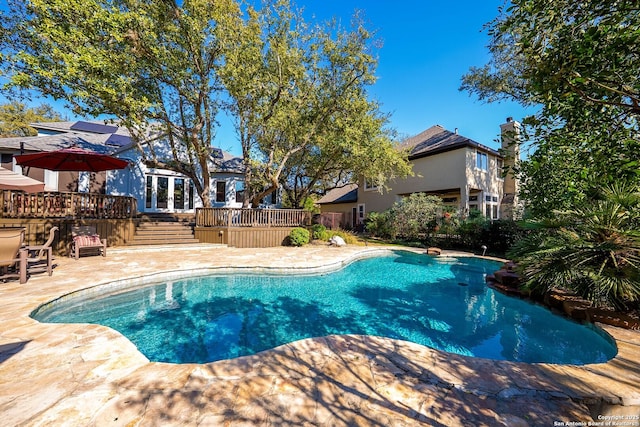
[127,213,199,246]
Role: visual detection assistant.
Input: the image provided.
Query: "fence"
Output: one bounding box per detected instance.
[195,208,311,248]
[195,208,310,228]
[0,190,137,219]
[317,212,348,230]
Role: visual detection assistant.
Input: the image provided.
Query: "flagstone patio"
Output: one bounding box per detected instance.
[1,244,639,426]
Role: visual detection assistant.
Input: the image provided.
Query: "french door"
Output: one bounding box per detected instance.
[145,175,194,212]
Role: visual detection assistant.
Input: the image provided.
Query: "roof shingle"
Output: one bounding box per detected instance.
[399,125,500,159]
[317,184,358,204]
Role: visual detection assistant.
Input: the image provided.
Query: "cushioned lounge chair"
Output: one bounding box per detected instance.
[71,226,106,259]
[26,226,58,276]
[0,228,27,284]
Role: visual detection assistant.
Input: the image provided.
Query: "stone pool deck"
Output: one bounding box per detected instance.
[1,244,639,426]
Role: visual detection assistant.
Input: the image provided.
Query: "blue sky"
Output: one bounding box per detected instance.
[2,0,533,155]
[216,0,533,154]
[290,0,532,149]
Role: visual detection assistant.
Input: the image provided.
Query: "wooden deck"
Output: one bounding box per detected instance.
[195,208,310,248]
[0,200,311,251]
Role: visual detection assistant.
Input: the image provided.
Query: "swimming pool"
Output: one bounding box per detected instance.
[32,251,616,365]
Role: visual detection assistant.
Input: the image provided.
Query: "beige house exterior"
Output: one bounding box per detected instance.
[315,183,358,229]
[318,118,521,228]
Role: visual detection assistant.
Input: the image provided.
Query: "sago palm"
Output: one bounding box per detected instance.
[508,184,640,310]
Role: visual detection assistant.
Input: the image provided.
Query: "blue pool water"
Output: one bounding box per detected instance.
[32,251,616,364]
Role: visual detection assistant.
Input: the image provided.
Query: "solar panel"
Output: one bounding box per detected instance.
[210,147,223,159]
[70,121,118,134]
[105,133,131,147]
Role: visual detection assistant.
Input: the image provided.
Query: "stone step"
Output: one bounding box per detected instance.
[138,213,195,223]
[126,237,200,245]
[136,223,194,231]
[130,215,198,246]
[135,229,193,237]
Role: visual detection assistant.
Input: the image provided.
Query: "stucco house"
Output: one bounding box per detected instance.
[318,118,521,228]
[0,120,252,213]
[315,183,359,229]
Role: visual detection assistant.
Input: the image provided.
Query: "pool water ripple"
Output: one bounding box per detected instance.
[32,251,616,364]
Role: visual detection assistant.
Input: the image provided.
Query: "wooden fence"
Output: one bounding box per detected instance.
[195,208,310,248]
[196,208,310,228]
[1,190,137,219]
[317,212,348,230]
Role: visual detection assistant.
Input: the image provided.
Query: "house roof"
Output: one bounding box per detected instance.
[399,125,501,159]
[0,120,243,173]
[317,184,358,205]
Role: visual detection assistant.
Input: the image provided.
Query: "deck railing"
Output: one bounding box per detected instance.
[196,207,310,228]
[0,190,137,219]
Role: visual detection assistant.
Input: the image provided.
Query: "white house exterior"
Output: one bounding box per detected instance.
[0,120,251,213]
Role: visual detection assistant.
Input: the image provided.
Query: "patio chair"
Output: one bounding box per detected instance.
[71,226,107,259]
[25,226,58,276]
[0,228,27,284]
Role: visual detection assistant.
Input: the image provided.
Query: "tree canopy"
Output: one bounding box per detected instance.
[1,0,410,208]
[219,2,410,207]
[0,101,64,137]
[461,0,640,217]
[2,0,244,206]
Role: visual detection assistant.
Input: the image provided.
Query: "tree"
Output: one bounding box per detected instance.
[461,0,640,217]
[0,101,64,137]
[3,0,410,210]
[219,2,411,207]
[2,0,246,207]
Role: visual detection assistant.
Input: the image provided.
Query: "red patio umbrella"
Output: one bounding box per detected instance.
[14,147,129,172]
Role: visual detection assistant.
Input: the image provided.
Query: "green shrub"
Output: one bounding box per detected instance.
[365,211,393,238]
[317,230,330,241]
[310,224,327,240]
[388,193,442,240]
[480,220,526,255]
[508,184,640,310]
[289,227,310,246]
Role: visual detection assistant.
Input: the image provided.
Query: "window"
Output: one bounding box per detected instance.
[174,178,184,210]
[442,197,457,203]
[469,195,478,202]
[1,153,13,165]
[496,158,504,176]
[357,204,365,224]
[364,179,378,191]
[188,181,194,209]
[157,177,168,209]
[216,181,226,203]
[235,181,245,204]
[261,190,277,205]
[483,193,500,220]
[145,176,153,209]
[476,152,488,170]
[469,204,478,212]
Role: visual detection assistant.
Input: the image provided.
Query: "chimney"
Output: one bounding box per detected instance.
[454,128,458,134]
[499,117,521,219]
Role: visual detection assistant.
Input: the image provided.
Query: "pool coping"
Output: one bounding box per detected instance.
[1,244,640,425]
